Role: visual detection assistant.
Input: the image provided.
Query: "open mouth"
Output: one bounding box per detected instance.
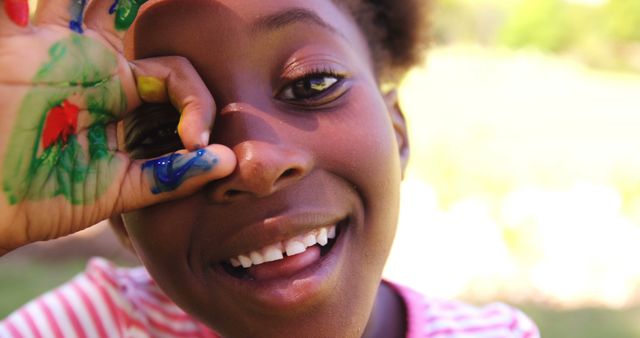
[219,218,347,281]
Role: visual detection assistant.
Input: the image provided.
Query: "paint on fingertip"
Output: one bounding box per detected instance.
[108,0,119,14]
[137,76,168,102]
[4,0,29,27]
[68,0,87,33]
[142,149,218,194]
[112,0,148,31]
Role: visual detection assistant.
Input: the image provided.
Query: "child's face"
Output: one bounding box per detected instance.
[121,0,407,336]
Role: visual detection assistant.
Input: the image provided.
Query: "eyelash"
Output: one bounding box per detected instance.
[128,123,182,159]
[125,104,182,159]
[277,67,347,106]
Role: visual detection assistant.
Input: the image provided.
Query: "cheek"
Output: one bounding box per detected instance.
[121,198,200,266]
[319,85,402,205]
[121,198,218,317]
[317,84,402,253]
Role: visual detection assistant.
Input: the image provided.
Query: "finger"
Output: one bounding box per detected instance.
[129,56,216,151]
[84,0,147,52]
[0,0,30,31]
[33,0,89,33]
[117,144,236,212]
[84,0,147,42]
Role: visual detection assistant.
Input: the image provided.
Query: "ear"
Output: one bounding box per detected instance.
[108,215,135,252]
[384,89,410,179]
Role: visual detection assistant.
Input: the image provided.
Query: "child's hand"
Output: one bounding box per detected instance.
[0,0,236,255]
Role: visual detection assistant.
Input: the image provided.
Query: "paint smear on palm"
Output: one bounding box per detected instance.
[42,100,79,148]
[109,0,148,31]
[2,35,126,205]
[143,149,218,194]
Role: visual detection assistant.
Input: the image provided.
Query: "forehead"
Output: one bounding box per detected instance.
[129,0,367,59]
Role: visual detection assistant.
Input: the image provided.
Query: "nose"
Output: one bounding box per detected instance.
[207,140,313,202]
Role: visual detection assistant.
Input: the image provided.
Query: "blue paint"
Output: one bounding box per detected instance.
[108,0,119,14]
[69,0,87,33]
[142,149,218,194]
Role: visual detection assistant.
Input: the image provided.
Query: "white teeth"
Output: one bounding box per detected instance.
[249,251,264,265]
[228,224,339,268]
[317,228,328,246]
[302,234,317,247]
[263,244,284,262]
[327,225,336,239]
[238,255,252,268]
[285,240,307,257]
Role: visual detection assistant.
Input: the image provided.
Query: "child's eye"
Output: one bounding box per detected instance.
[277,73,347,106]
[280,75,338,100]
[140,124,180,147]
[129,123,183,159]
[125,103,183,159]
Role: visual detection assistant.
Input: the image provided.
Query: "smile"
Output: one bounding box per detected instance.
[228,224,337,268]
[219,220,345,281]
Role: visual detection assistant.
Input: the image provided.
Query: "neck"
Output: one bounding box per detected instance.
[362,282,407,338]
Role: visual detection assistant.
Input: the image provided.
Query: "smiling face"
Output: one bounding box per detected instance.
[121,0,408,337]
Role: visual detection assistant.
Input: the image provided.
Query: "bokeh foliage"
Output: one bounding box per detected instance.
[433,0,640,72]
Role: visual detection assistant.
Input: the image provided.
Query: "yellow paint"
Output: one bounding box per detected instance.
[137,76,168,103]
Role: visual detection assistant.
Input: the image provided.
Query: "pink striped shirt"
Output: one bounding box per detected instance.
[1,258,539,338]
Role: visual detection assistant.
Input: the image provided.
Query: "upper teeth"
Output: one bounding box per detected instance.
[229,225,337,268]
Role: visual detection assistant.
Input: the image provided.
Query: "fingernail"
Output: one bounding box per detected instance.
[4,0,29,27]
[200,131,210,147]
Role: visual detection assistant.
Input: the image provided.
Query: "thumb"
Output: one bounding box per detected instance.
[116,144,236,212]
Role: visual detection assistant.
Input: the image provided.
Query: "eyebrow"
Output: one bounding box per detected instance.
[252,7,339,35]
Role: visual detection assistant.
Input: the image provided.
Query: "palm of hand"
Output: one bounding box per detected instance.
[0,6,137,250]
[0,1,234,254]
[4,32,129,204]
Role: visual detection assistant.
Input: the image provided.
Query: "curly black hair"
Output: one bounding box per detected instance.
[336,0,431,86]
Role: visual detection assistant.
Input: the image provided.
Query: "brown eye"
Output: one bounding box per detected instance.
[125,103,183,159]
[279,74,341,101]
[140,124,179,146]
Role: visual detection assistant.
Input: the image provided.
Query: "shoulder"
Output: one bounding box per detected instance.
[0,258,217,338]
[386,281,540,338]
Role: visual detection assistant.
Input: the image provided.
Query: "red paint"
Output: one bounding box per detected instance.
[42,100,79,149]
[4,0,29,27]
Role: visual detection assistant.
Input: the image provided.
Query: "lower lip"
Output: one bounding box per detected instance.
[210,224,348,310]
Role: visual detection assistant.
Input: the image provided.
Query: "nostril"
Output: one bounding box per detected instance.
[224,189,242,200]
[271,168,303,190]
[281,168,298,178]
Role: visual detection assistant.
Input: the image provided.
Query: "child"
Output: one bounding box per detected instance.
[0,0,539,337]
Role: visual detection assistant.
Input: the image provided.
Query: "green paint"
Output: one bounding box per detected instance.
[35,35,121,87]
[2,35,127,205]
[113,0,147,31]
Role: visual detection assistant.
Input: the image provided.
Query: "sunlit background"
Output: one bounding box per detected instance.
[384,0,640,336]
[2,0,640,336]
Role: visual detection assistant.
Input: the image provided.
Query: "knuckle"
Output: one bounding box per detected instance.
[168,55,190,69]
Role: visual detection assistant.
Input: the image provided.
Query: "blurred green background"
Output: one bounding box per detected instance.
[3,0,640,337]
[385,0,640,337]
[435,0,640,72]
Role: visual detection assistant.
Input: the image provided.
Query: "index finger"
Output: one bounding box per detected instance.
[84,0,149,52]
[129,55,216,151]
